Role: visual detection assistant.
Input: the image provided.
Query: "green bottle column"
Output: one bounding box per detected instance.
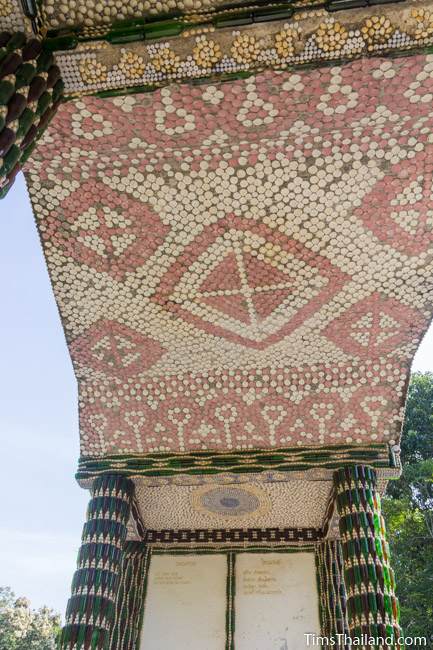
[334,466,402,647]
[110,542,149,650]
[59,475,134,650]
[0,32,64,198]
[316,540,349,648]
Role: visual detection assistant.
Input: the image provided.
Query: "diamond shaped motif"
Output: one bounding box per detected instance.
[71,321,166,378]
[354,158,433,255]
[152,215,349,349]
[324,293,421,358]
[48,183,169,280]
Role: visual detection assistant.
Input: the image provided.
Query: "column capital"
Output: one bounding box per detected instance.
[333,465,378,488]
[91,474,135,496]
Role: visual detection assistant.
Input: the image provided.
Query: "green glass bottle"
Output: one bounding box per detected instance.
[36,51,54,73]
[15,62,36,88]
[0,80,14,105]
[0,52,22,77]
[367,558,377,584]
[375,537,383,560]
[0,125,15,156]
[368,589,378,615]
[353,562,362,586]
[6,32,26,51]
[36,90,51,116]
[0,143,20,175]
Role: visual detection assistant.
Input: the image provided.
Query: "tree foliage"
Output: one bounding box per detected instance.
[400,372,433,463]
[0,587,60,650]
[383,372,433,647]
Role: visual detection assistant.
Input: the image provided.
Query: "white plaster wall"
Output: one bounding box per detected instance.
[139,553,227,650]
[234,552,320,650]
[139,550,320,650]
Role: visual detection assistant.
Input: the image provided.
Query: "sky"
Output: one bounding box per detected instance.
[0,174,433,616]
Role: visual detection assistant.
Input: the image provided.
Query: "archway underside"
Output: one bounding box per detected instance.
[25,48,433,534]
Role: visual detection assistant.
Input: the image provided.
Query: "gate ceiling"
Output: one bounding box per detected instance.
[26,53,433,461]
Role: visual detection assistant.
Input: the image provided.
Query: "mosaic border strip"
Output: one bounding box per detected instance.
[40,0,323,37]
[51,1,433,97]
[226,552,235,650]
[316,540,349,648]
[141,542,317,552]
[109,543,149,650]
[41,0,402,38]
[144,526,322,544]
[113,468,394,487]
[76,443,393,480]
[41,0,408,43]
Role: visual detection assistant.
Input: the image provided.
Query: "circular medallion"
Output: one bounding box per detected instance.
[191,484,271,520]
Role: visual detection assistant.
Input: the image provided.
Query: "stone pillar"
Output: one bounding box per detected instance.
[59,475,134,650]
[334,466,401,647]
[316,540,349,648]
[0,32,64,197]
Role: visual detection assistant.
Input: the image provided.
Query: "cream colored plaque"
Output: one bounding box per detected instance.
[139,553,227,650]
[235,552,320,650]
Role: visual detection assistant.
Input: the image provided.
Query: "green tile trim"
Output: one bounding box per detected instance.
[43,1,324,48]
[76,443,391,480]
[226,552,236,650]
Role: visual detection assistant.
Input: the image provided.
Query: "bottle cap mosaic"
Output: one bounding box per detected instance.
[25,52,433,465]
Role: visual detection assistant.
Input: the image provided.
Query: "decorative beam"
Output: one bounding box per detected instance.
[50,1,433,97]
[76,443,396,482]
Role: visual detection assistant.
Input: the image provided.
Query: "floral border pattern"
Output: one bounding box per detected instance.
[54,2,433,96]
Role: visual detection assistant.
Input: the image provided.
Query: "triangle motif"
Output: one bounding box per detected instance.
[391,177,424,207]
[390,209,420,236]
[244,253,290,289]
[376,312,400,345]
[111,233,137,257]
[350,312,373,347]
[199,252,242,293]
[253,289,291,319]
[201,293,251,323]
